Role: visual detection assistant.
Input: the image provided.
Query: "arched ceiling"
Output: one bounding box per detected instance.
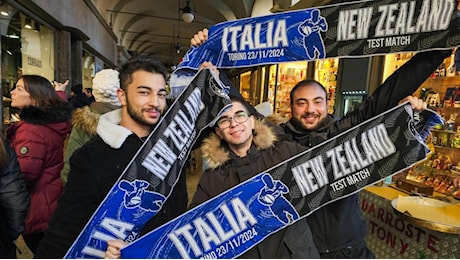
[94,0,339,69]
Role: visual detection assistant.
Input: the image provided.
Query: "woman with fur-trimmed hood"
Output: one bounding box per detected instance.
[6,75,73,253]
[190,96,319,258]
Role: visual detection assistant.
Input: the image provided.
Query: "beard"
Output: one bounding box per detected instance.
[126,98,162,129]
[291,113,329,132]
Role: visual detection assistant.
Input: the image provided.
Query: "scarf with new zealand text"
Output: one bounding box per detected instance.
[170,0,460,97]
[121,103,442,259]
[64,69,232,258]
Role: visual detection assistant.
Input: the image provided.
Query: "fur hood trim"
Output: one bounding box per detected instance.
[97,109,132,149]
[72,102,120,137]
[72,106,100,136]
[19,102,73,124]
[201,119,277,169]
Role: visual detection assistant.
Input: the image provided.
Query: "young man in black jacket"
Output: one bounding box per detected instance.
[34,56,187,258]
[189,96,319,258]
[280,50,451,258]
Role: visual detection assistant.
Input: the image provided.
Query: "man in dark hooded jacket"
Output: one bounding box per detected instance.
[281,49,452,258]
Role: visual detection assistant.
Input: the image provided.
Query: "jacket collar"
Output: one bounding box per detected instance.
[19,103,73,124]
[201,119,277,170]
[7,104,73,139]
[72,106,100,136]
[97,109,133,149]
[285,114,335,134]
[72,102,121,137]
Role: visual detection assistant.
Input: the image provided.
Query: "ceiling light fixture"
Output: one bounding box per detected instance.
[8,33,19,39]
[181,0,194,23]
[175,35,181,53]
[176,42,182,53]
[24,17,32,29]
[1,11,8,16]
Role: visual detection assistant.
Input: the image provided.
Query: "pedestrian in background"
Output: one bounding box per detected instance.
[60,69,121,184]
[280,50,450,258]
[84,87,96,103]
[6,75,73,254]
[68,83,91,110]
[0,134,29,258]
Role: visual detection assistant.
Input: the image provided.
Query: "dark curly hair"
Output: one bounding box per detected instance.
[118,56,168,92]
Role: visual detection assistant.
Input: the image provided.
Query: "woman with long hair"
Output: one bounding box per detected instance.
[6,75,72,254]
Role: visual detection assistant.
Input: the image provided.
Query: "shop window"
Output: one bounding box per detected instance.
[239,71,251,102]
[382,53,416,82]
[83,53,95,88]
[0,8,55,131]
[314,58,338,114]
[268,61,309,118]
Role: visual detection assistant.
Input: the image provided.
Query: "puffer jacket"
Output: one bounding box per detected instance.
[191,119,319,259]
[6,103,72,235]
[35,109,188,259]
[61,102,120,184]
[280,49,452,254]
[0,139,29,257]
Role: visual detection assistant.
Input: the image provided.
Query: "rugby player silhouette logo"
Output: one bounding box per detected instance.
[207,74,230,97]
[298,9,328,60]
[119,180,166,212]
[257,174,299,224]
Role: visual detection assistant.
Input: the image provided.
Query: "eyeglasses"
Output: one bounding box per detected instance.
[217,111,250,129]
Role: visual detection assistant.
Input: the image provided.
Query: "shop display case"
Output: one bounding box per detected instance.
[239,71,251,102]
[267,65,278,112]
[238,68,266,106]
[268,61,308,118]
[360,51,460,258]
[411,51,460,196]
[314,58,338,114]
[244,59,339,118]
[382,51,460,192]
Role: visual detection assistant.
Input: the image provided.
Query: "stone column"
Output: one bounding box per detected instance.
[71,40,83,86]
[57,30,71,95]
